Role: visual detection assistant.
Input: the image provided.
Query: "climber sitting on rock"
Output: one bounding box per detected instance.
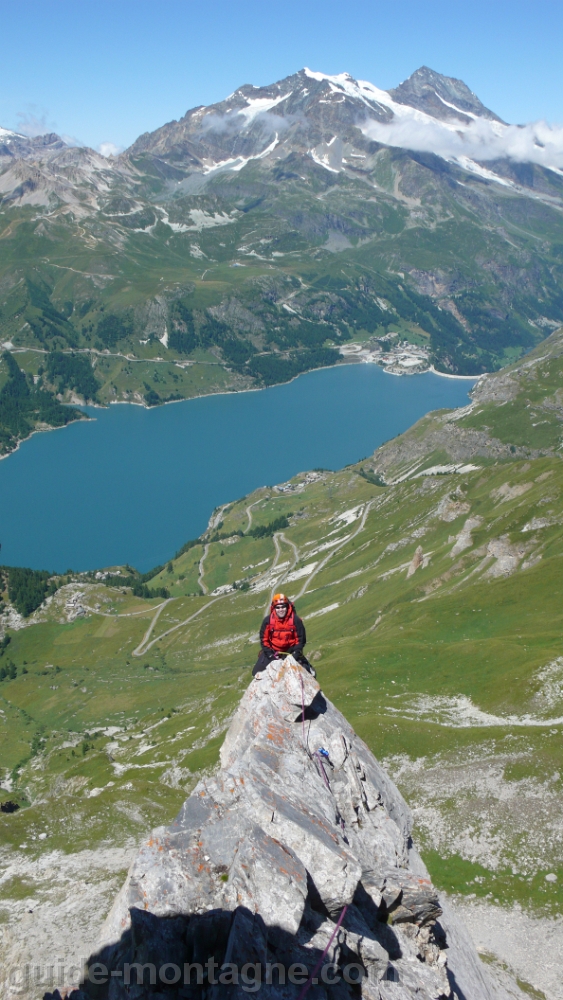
[252,593,315,676]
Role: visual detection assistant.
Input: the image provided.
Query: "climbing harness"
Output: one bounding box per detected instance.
[296,904,349,1000]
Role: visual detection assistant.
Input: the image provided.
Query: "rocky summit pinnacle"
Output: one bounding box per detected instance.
[388,66,504,124]
[59,657,497,1000]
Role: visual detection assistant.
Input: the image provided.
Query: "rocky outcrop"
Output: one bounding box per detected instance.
[389,67,504,125]
[62,657,496,1000]
[364,327,563,485]
[366,415,535,484]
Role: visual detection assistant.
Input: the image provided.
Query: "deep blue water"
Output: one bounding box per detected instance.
[0,364,475,573]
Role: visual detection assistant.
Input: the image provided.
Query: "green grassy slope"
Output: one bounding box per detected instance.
[1,340,563,980]
[362,324,563,483]
[2,135,563,427]
[2,460,563,912]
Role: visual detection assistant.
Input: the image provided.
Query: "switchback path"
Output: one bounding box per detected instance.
[279,531,299,568]
[198,544,210,595]
[131,599,172,656]
[133,533,292,655]
[271,533,282,568]
[85,505,372,657]
[263,533,284,611]
[132,595,226,657]
[129,509,371,658]
[266,531,300,607]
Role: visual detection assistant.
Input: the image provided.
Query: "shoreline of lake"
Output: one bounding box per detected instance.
[0,363,477,573]
[0,357,483,466]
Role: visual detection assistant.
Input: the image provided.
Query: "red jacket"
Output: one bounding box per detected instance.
[260,600,306,654]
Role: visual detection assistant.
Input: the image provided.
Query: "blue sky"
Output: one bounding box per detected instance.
[1,0,562,153]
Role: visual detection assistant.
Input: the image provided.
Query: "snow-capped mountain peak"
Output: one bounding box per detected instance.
[0,126,25,142]
[3,66,563,215]
[302,67,394,114]
[1,64,562,385]
[124,65,563,186]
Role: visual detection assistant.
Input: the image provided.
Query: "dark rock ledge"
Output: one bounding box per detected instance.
[46,658,498,1000]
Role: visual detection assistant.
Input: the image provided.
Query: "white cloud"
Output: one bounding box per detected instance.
[361,114,563,173]
[98,142,122,158]
[251,110,292,134]
[200,111,240,135]
[200,108,292,137]
[15,108,53,137]
[14,106,83,147]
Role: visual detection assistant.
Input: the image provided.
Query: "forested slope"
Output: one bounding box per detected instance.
[0,349,83,455]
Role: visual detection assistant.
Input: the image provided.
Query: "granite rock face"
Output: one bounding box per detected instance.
[67,657,495,1000]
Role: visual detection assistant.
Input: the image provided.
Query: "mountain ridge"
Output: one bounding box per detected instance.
[122,65,525,171]
[1,63,563,418]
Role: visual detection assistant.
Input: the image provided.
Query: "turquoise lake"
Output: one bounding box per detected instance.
[0,363,475,573]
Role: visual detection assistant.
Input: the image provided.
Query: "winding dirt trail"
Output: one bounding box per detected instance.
[131,599,172,656]
[132,595,227,657]
[133,530,292,656]
[279,532,299,567]
[245,500,262,533]
[198,544,210,595]
[265,531,300,607]
[294,502,373,600]
[92,504,373,660]
[82,602,168,620]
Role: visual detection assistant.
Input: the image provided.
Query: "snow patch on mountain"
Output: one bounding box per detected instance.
[187,208,240,230]
[304,68,392,115]
[309,147,340,173]
[0,126,24,141]
[202,134,279,174]
[236,92,292,125]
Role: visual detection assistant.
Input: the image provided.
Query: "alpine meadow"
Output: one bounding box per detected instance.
[1,62,563,1000]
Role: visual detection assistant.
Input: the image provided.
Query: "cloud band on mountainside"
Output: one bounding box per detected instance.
[361,115,563,172]
[200,109,293,136]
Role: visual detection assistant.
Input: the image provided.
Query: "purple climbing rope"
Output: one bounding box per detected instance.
[300,676,346,836]
[313,750,346,835]
[313,751,331,793]
[296,904,348,1000]
[300,673,306,747]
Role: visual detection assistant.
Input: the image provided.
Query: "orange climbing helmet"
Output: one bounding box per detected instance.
[272,593,289,606]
